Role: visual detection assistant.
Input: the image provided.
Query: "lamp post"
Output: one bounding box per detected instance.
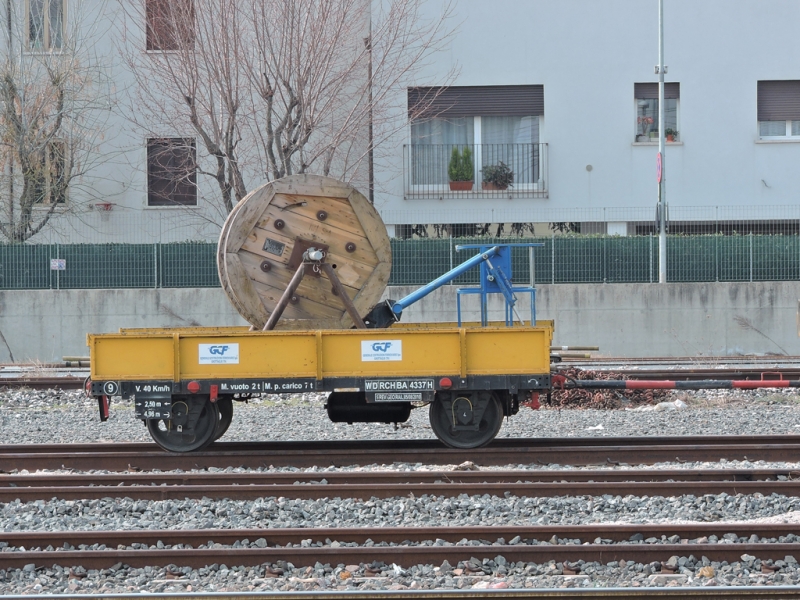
[656,0,667,283]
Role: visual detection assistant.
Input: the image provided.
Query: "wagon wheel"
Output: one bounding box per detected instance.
[429,392,504,449]
[213,397,234,441]
[147,396,219,452]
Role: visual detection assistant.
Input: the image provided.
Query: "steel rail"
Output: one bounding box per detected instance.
[6,523,800,547]
[5,473,800,502]
[1,467,795,486]
[10,435,800,452]
[4,524,800,570]
[3,436,800,471]
[564,356,800,364]
[565,378,800,390]
[561,368,800,381]
[0,376,84,389]
[3,592,800,600]
[8,590,800,599]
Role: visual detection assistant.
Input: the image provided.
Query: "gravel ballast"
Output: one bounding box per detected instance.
[3,492,800,531]
[3,387,800,445]
[4,386,800,593]
[3,555,800,593]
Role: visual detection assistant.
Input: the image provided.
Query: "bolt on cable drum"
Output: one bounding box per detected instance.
[217,175,392,330]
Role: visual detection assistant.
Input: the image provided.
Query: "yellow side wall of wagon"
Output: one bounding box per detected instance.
[89,323,553,382]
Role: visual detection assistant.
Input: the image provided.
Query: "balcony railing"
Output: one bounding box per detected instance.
[403,143,548,198]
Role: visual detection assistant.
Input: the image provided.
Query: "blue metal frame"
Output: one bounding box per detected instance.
[387,242,542,327]
[455,243,544,327]
[390,246,500,318]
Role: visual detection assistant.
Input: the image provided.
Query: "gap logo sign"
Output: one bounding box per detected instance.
[199,343,240,365]
[361,340,402,362]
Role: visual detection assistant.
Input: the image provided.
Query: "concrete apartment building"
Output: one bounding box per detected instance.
[375,0,800,237]
[4,0,800,242]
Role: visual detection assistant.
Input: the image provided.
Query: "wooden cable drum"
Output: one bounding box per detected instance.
[217,174,392,330]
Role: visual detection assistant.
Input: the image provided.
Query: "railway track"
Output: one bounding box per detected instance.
[5,439,800,590]
[2,467,800,502]
[3,435,800,471]
[0,376,85,390]
[3,522,800,570]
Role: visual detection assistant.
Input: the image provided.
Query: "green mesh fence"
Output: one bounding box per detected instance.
[389,234,800,285]
[0,235,798,290]
[0,244,52,289]
[0,243,220,290]
[57,244,155,288]
[159,242,219,287]
[390,236,660,285]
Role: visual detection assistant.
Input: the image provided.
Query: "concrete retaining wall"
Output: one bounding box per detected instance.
[0,289,249,363]
[1,282,798,362]
[388,283,800,358]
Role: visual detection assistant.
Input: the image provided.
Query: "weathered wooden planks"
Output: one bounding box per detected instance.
[217,175,392,329]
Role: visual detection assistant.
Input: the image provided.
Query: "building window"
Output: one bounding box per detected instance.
[28,0,64,51]
[146,0,194,51]
[147,138,197,206]
[634,83,679,142]
[33,141,67,205]
[407,85,544,188]
[758,80,800,139]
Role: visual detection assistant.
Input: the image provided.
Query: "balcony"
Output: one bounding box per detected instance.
[402,143,548,199]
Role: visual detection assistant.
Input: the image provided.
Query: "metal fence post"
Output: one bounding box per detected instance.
[715,206,719,282]
[55,243,59,290]
[749,231,753,282]
[449,236,453,284]
[529,246,535,286]
[603,234,607,283]
[649,234,653,283]
[551,234,555,285]
[154,243,159,289]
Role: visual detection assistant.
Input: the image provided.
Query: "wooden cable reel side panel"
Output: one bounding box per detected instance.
[217,174,392,330]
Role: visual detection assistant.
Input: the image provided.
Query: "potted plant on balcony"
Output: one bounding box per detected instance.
[448,146,474,191]
[482,161,514,191]
[665,128,678,142]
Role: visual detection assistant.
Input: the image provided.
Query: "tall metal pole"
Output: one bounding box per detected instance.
[366,11,374,204]
[657,0,667,283]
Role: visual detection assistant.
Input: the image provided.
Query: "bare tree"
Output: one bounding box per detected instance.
[0,0,113,243]
[118,0,455,220]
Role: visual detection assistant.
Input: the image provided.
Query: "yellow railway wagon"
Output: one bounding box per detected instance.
[88,322,553,452]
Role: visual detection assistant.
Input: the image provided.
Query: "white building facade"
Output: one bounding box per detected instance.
[4,0,800,244]
[374,0,800,237]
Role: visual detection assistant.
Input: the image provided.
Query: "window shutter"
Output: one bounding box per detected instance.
[758,80,800,121]
[408,85,544,119]
[634,83,680,99]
